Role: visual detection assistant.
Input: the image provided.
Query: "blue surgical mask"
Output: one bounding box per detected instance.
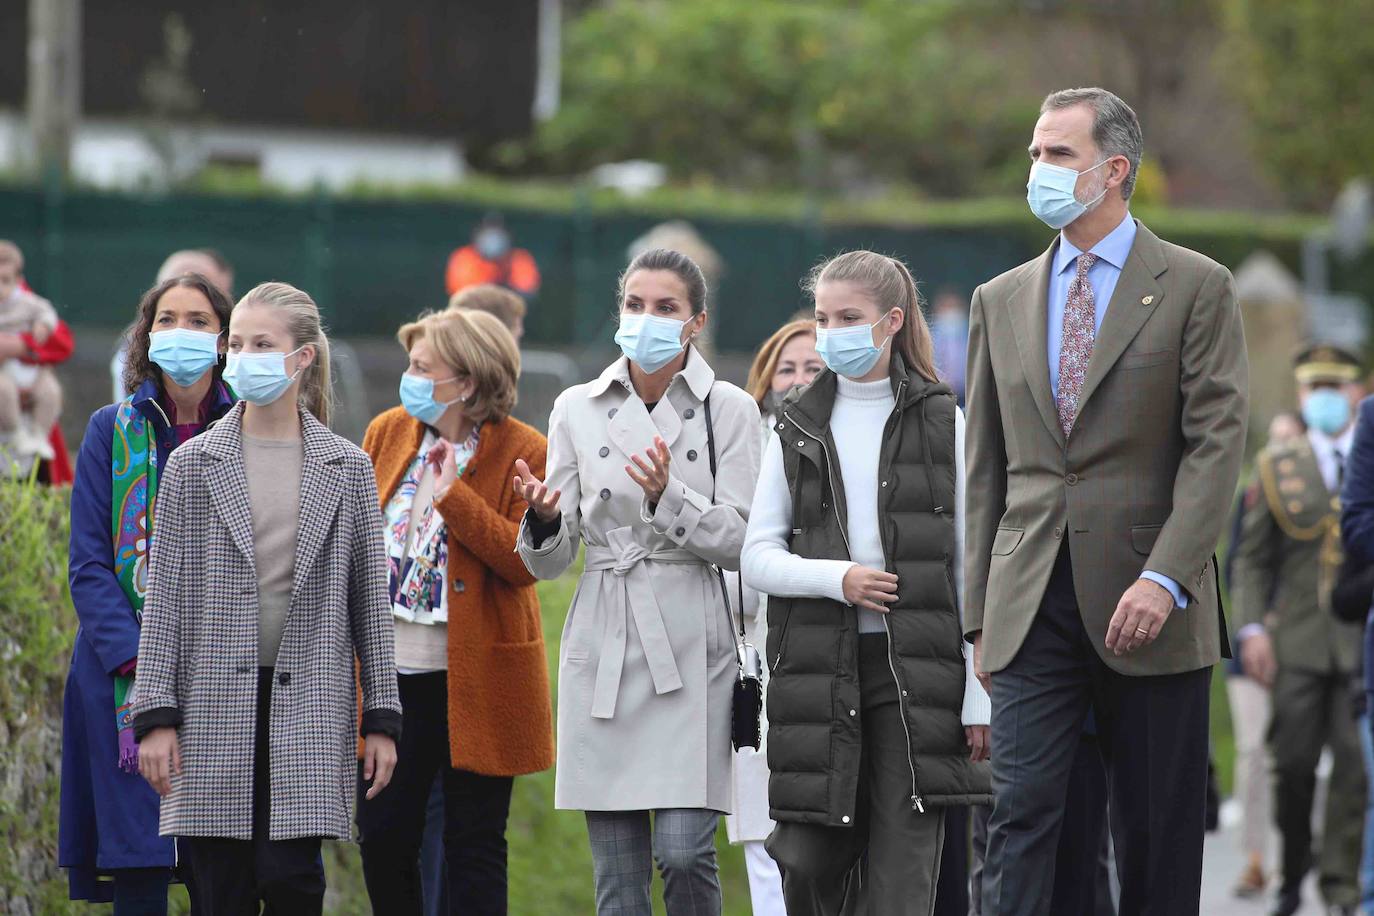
[1026,159,1109,230]
[1302,388,1351,436]
[400,372,461,426]
[615,313,691,374]
[815,316,891,379]
[149,328,221,388]
[475,229,511,260]
[223,347,304,406]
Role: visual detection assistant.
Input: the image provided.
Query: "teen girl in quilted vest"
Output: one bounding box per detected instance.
[130,282,401,915]
[740,251,992,916]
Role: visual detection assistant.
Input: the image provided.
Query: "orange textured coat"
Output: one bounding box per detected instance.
[362,407,555,777]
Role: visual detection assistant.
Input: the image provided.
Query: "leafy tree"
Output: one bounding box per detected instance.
[529,0,1037,196]
[1220,0,1374,208]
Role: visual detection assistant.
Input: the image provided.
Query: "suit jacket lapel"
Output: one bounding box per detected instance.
[1077,225,1167,414]
[1006,245,1064,448]
[201,403,258,572]
[290,411,346,602]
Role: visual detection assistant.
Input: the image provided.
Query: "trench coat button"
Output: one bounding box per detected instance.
[675,527,686,537]
[278,672,291,686]
[609,407,618,419]
[1053,527,1063,539]
[599,446,610,458]
[687,449,698,461]
[1065,473,1079,486]
[684,408,695,419]
[841,815,851,824]
[600,488,611,500]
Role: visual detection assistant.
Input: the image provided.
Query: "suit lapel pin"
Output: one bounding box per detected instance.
[1141,295,1155,305]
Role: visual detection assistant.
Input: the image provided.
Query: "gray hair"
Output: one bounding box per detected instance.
[1041,87,1143,200]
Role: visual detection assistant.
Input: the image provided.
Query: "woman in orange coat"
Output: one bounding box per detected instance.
[357,308,554,915]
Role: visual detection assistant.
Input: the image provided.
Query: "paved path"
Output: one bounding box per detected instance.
[1200,802,1325,916]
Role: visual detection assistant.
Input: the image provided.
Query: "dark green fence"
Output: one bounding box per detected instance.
[3,182,1368,352]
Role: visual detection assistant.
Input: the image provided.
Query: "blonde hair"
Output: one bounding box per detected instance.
[746,318,817,409]
[804,251,938,383]
[447,284,527,334]
[235,282,334,426]
[398,309,520,424]
[0,240,22,271]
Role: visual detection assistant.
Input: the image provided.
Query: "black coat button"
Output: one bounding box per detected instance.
[599,446,610,458]
[278,672,291,685]
[684,408,695,419]
[600,489,611,500]
[453,580,465,594]
[675,527,686,537]
[608,408,618,418]
[687,450,698,461]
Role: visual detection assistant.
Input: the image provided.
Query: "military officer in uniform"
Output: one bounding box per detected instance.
[1233,343,1368,916]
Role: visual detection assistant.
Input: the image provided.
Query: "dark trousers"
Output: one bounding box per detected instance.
[933,808,969,916]
[110,867,172,916]
[767,634,946,916]
[180,668,325,916]
[421,773,450,916]
[358,672,514,916]
[981,547,1209,916]
[971,734,1116,916]
[1269,665,1366,907]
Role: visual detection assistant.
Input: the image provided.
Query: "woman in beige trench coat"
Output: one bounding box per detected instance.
[515,249,760,915]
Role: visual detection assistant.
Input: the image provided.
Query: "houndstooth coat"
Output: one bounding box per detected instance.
[130,402,400,841]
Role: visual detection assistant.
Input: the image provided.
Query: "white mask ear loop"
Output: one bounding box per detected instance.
[285,345,307,382]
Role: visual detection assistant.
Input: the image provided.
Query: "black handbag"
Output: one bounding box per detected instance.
[704,394,764,751]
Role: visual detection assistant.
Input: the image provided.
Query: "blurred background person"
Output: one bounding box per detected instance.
[1232,344,1367,916]
[929,286,970,406]
[356,308,553,915]
[61,273,235,912]
[729,316,822,916]
[0,239,63,464]
[110,249,235,403]
[445,214,540,302]
[448,283,527,344]
[1221,407,1306,900]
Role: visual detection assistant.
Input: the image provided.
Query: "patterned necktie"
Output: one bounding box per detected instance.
[1056,252,1099,437]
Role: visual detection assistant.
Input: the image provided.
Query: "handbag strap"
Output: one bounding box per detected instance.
[704,393,747,641]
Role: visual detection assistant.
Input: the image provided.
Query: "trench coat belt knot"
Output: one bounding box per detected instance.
[582,535,703,720]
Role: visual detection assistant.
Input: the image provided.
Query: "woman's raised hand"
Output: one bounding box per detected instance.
[513,458,561,522]
[625,436,672,505]
[841,565,899,613]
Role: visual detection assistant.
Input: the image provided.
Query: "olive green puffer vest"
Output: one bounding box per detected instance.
[765,356,992,826]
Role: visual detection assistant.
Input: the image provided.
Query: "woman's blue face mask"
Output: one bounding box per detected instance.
[149,328,222,387]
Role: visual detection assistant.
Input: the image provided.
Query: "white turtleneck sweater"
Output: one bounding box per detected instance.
[741,374,990,726]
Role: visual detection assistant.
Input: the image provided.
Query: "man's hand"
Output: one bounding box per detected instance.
[1105,578,1175,655]
[973,631,991,695]
[1239,630,1277,688]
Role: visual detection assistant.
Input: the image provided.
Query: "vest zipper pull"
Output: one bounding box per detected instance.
[912,795,925,814]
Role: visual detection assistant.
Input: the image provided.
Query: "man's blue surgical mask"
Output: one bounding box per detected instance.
[1026,159,1109,230]
[223,347,304,406]
[815,316,891,379]
[1302,388,1351,437]
[614,314,691,374]
[149,328,221,388]
[475,229,511,261]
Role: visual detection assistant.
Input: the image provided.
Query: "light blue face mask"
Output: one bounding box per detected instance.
[614,313,692,374]
[399,372,461,426]
[815,316,892,379]
[1026,159,1109,230]
[1302,388,1351,436]
[223,347,304,406]
[149,328,221,388]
